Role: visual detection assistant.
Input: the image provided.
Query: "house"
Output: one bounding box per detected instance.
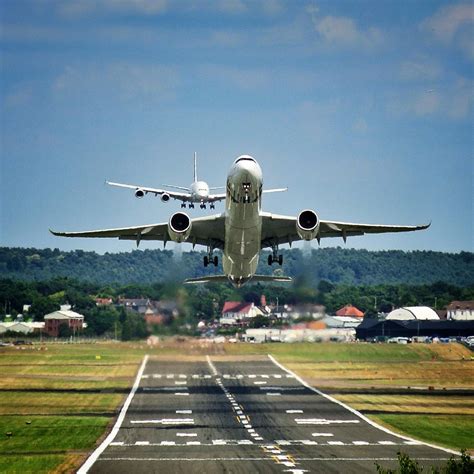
[336,305,364,318]
[117,298,150,314]
[447,301,474,320]
[95,298,113,306]
[44,310,84,337]
[220,301,264,326]
[144,301,179,328]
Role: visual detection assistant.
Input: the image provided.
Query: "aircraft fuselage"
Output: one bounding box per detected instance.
[223,156,263,286]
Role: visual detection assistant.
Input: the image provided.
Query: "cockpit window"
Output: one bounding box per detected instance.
[235,156,256,163]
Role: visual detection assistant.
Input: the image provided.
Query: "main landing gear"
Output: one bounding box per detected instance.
[268,245,283,266]
[203,247,218,267]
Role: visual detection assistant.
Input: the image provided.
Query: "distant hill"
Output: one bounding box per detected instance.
[0,246,472,286]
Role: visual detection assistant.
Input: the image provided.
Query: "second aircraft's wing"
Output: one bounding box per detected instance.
[106,181,192,201]
[260,212,430,248]
[207,193,227,203]
[50,213,226,249]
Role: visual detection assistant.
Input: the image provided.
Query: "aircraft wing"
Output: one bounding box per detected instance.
[106,181,192,201]
[207,193,227,203]
[260,212,430,248]
[50,213,226,249]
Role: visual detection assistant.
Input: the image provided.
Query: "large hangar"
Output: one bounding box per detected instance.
[386,306,439,320]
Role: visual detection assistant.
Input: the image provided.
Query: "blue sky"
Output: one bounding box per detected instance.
[1,0,472,254]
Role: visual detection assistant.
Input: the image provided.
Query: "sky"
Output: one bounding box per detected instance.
[1,0,473,255]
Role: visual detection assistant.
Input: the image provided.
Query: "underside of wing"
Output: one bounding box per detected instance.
[50,213,226,249]
[207,193,226,203]
[260,212,430,248]
[106,181,191,201]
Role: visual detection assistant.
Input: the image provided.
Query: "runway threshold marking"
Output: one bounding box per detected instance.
[267,354,460,456]
[77,355,149,474]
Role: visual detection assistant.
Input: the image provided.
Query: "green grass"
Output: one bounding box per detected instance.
[370,414,474,451]
[224,341,471,363]
[0,416,110,454]
[0,454,66,474]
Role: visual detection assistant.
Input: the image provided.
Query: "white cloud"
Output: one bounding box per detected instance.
[4,84,33,108]
[53,63,178,102]
[217,0,247,14]
[198,65,269,90]
[421,3,474,59]
[307,7,384,51]
[399,58,442,81]
[57,0,168,18]
[387,78,473,120]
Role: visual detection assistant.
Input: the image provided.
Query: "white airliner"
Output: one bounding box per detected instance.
[107,152,286,210]
[51,155,430,287]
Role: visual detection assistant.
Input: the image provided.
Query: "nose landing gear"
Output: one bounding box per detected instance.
[267,245,283,266]
[203,247,218,267]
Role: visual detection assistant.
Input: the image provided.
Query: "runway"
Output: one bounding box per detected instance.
[82,355,457,473]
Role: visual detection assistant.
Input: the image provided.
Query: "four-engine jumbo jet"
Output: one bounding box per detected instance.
[51,155,430,287]
[106,152,287,210]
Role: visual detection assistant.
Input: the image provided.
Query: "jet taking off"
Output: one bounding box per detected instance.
[51,155,430,287]
[107,152,286,210]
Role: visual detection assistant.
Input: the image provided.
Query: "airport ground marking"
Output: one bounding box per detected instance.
[130,418,194,425]
[267,354,460,456]
[77,354,149,474]
[206,355,219,376]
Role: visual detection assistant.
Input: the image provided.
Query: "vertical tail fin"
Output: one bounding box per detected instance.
[193,152,198,182]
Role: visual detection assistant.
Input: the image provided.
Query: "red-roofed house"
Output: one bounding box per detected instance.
[220,301,263,326]
[336,305,364,318]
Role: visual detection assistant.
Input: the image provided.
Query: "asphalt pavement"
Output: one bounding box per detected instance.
[83,355,457,473]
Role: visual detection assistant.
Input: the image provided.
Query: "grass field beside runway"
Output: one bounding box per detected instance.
[370,414,474,452]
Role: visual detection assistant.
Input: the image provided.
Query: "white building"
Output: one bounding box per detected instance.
[447,301,474,320]
[386,306,439,321]
[0,322,44,334]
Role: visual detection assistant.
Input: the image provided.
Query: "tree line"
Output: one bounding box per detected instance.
[1,277,473,339]
[0,246,473,286]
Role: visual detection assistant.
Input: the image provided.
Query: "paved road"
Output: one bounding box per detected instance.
[85,356,455,473]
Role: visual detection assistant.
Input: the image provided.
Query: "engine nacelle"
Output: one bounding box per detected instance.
[161,193,170,202]
[135,188,145,198]
[296,209,320,241]
[168,212,191,242]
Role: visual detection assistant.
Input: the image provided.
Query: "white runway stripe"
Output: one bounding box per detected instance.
[131,418,194,425]
[176,410,192,414]
[286,410,303,414]
[295,418,360,425]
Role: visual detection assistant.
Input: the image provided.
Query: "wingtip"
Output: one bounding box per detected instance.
[49,228,59,236]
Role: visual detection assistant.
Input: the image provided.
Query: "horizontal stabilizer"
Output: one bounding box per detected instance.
[184,274,292,285]
[262,187,288,194]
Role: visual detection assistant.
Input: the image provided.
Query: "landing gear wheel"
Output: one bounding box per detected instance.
[213,256,218,266]
[181,203,186,208]
[210,204,215,210]
[203,256,209,267]
[268,255,273,265]
[189,204,195,209]
[278,255,283,266]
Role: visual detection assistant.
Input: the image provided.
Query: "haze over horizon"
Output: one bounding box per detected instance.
[1,1,472,254]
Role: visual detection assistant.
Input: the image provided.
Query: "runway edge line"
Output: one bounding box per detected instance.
[267,354,460,456]
[77,354,150,474]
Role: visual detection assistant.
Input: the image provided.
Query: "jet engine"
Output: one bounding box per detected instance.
[296,209,319,241]
[135,188,145,198]
[168,212,192,242]
[161,193,170,202]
